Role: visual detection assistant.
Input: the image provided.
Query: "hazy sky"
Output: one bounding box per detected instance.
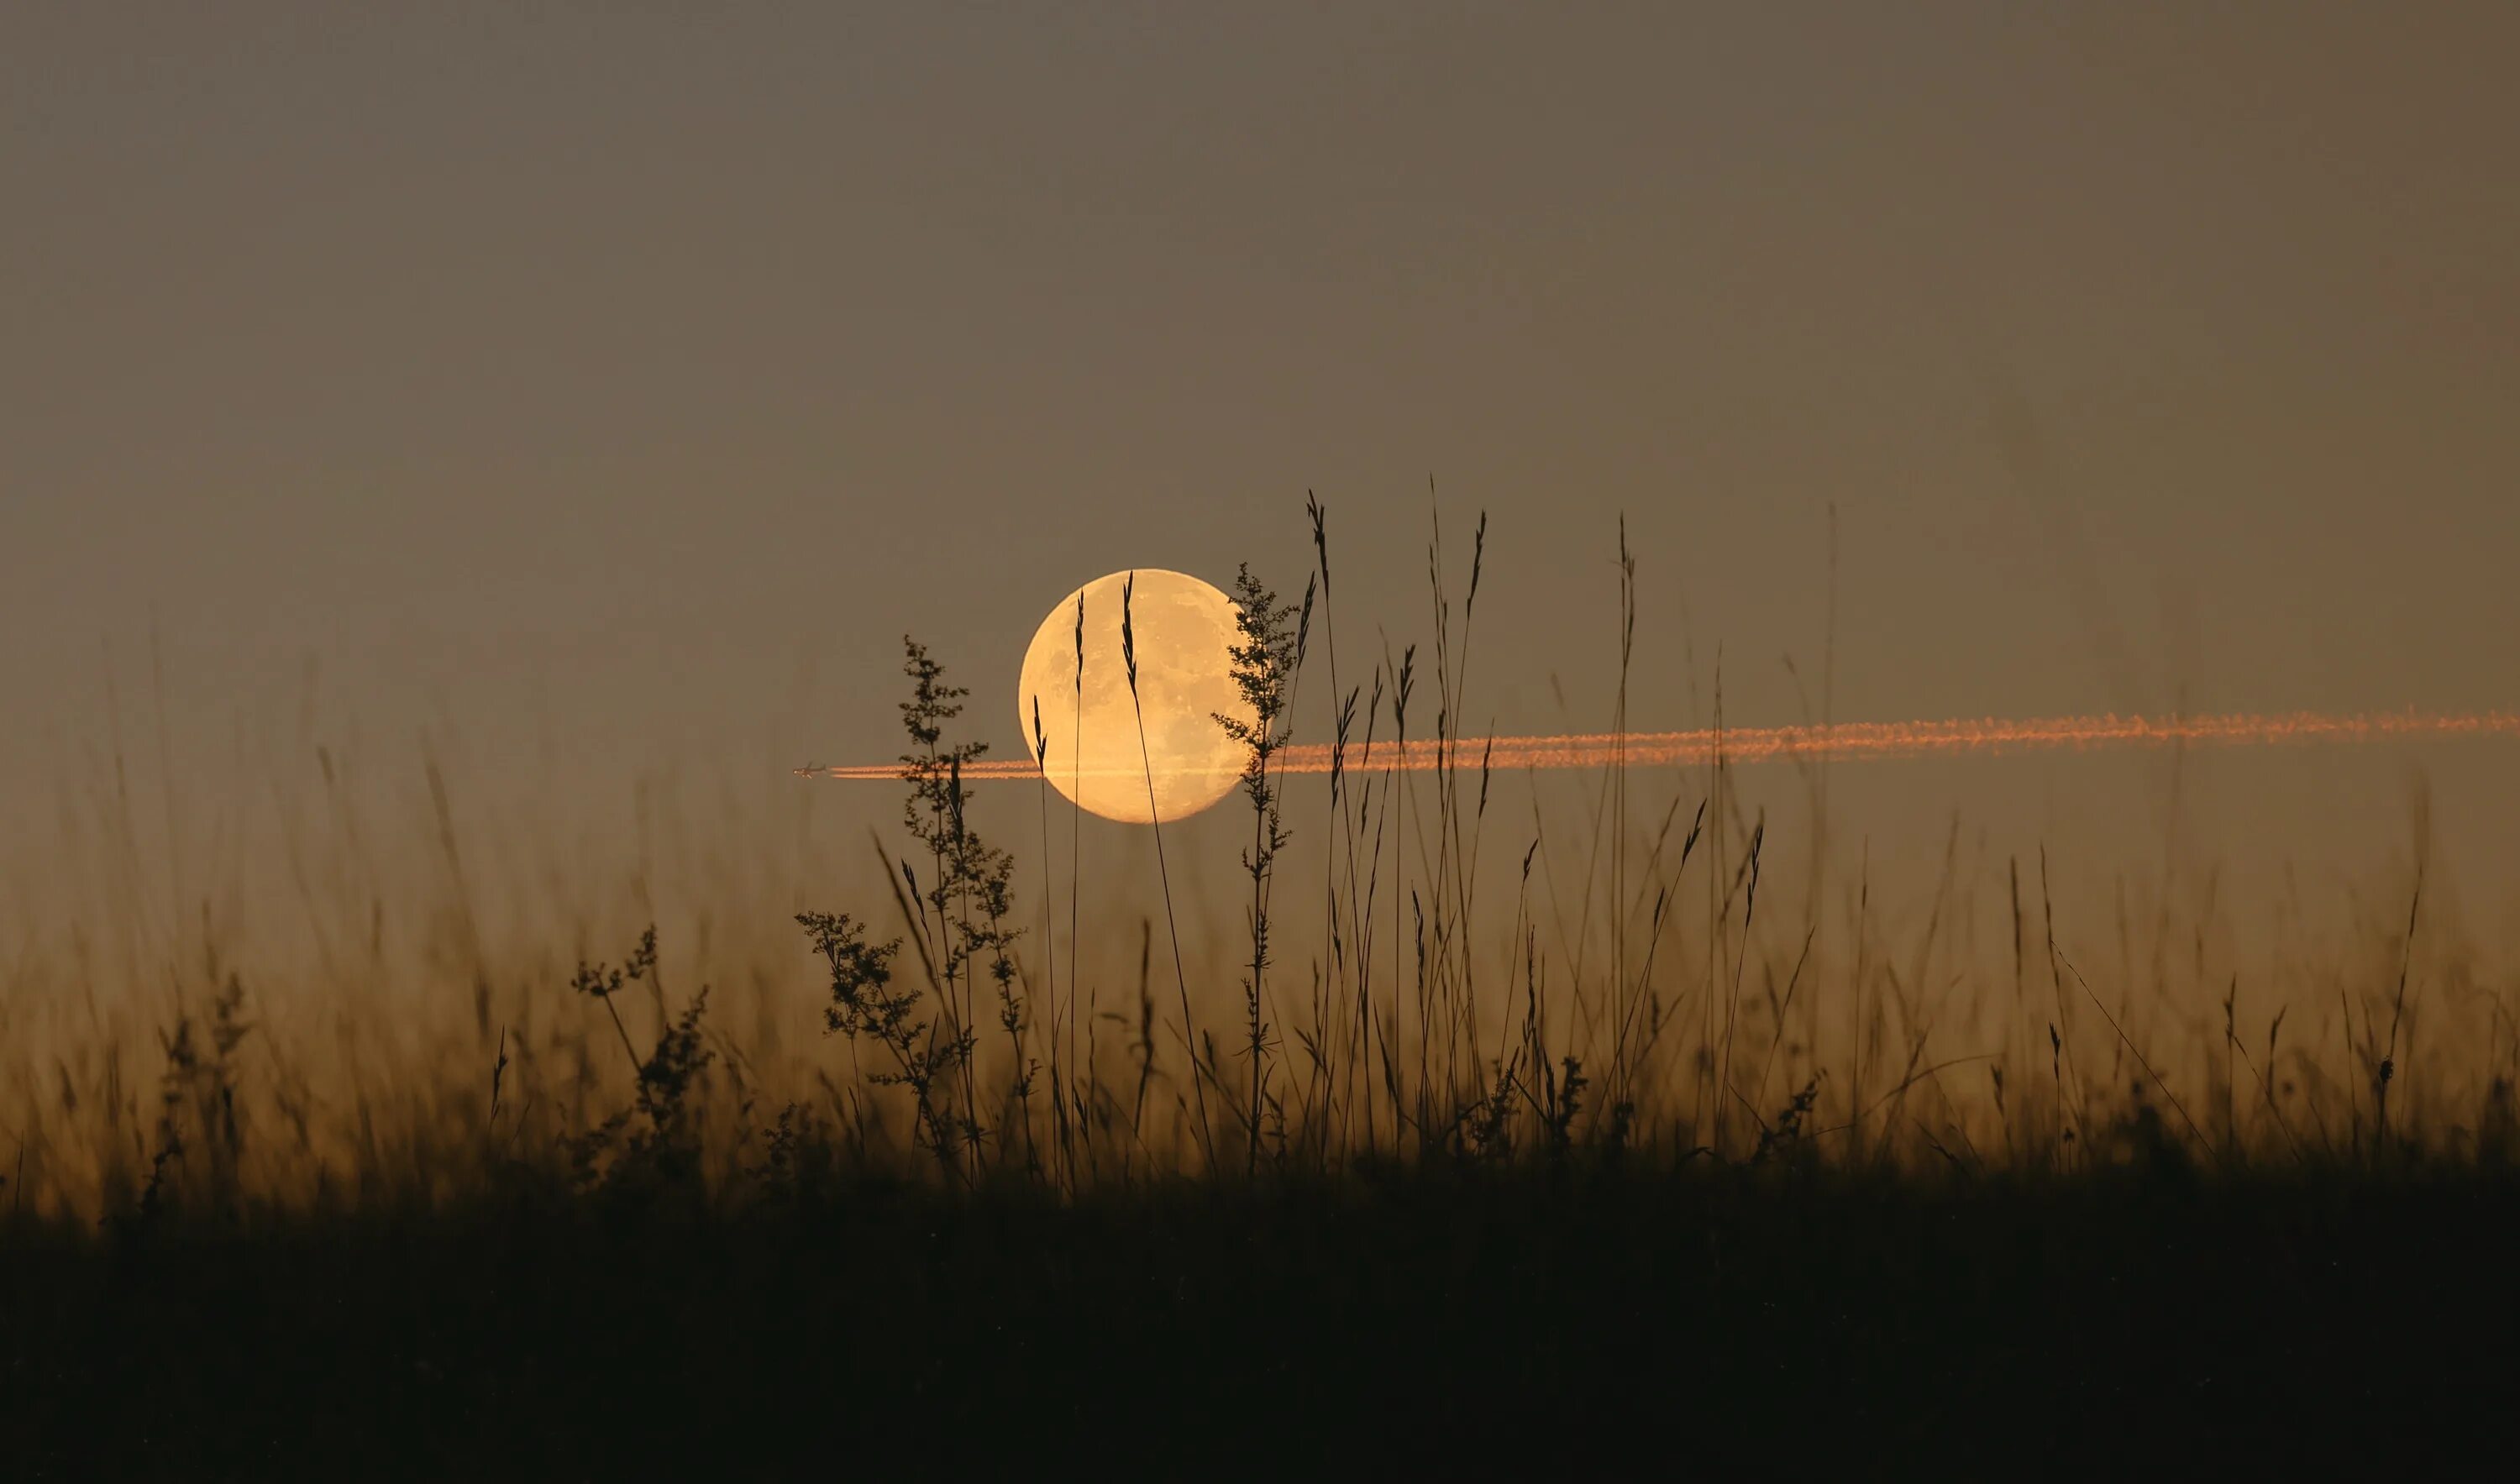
[6,4,2516,889]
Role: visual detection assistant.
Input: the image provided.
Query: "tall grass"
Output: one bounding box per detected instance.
[1,501,2512,1228]
[1216,562,1311,1171]
[1121,570,1215,1167]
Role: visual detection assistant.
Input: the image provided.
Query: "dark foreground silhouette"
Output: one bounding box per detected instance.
[7,1162,2507,1476]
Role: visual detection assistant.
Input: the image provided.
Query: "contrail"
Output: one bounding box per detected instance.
[794,707,2520,782]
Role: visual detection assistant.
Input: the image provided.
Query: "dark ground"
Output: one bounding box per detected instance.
[4,1163,2509,1478]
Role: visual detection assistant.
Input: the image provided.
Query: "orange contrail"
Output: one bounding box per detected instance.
[794,707,2520,782]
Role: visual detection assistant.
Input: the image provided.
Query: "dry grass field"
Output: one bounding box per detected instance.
[4,526,2513,1473]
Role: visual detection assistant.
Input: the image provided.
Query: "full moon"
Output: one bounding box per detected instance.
[1017,569,1252,825]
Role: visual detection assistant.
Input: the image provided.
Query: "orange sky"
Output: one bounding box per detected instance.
[4,5,2516,920]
